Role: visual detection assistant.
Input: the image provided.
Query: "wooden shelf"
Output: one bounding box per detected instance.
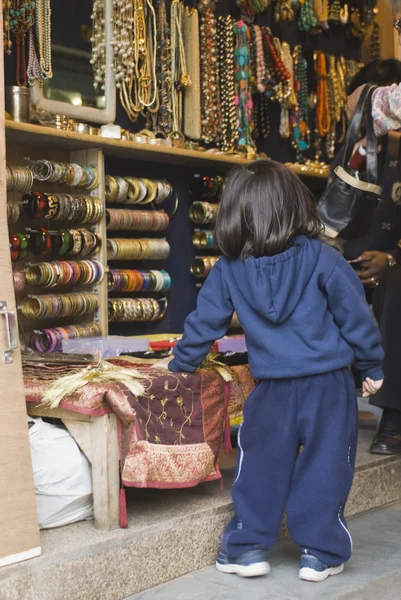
[5,121,328,180]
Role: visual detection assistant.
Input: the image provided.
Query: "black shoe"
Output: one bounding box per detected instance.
[370,433,401,455]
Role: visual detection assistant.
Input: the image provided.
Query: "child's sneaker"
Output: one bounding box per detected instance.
[215,548,270,578]
[299,553,344,582]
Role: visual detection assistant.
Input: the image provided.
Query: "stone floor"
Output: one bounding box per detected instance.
[129,502,401,600]
[2,424,401,600]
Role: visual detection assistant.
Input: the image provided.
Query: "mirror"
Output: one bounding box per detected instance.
[31,0,116,125]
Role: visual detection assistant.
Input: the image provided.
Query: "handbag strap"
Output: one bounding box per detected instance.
[365,86,379,184]
[342,84,377,168]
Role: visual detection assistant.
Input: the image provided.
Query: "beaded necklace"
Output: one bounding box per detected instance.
[298,0,317,31]
[291,46,309,158]
[91,0,105,92]
[217,15,238,151]
[200,8,221,144]
[5,0,38,85]
[155,0,173,133]
[234,20,254,148]
[315,52,330,138]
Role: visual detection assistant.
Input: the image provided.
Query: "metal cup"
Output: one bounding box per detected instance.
[5,86,31,122]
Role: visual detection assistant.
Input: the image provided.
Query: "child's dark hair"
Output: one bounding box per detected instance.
[216,160,322,260]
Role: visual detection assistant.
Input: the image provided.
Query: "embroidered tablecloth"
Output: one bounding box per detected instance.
[25,361,254,489]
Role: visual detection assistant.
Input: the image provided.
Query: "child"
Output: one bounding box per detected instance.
[158,160,384,582]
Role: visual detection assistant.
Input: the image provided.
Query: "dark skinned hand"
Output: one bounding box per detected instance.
[349,251,388,287]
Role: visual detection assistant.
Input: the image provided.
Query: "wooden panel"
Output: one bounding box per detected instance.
[5,121,329,180]
[0,14,41,566]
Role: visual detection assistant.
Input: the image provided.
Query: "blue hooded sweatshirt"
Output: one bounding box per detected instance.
[169,236,384,382]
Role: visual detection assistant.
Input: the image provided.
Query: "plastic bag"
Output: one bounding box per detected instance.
[28,416,93,528]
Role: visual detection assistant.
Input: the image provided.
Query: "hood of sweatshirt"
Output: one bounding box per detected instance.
[232,236,322,324]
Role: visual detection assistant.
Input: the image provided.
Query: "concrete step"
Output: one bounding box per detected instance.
[1,427,401,600]
[129,502,401,600]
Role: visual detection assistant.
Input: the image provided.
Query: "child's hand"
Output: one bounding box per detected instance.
[362,378,384,397]
[151,356,173,371]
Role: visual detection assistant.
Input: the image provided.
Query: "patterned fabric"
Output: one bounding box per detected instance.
[227,365,255,427]
[372,84,401,137]
[25,361,255,489]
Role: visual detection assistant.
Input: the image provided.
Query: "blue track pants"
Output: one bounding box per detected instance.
[222,368,358,566]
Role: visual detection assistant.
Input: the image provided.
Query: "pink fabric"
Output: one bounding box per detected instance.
[372,84,401,137]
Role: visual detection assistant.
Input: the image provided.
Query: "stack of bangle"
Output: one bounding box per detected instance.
[23,192,104,224]
[6,165,34,192]
[13,270,26,294]
[10,232,29,261]
[28,228,100,257]
[189,202,219,224]
[105,175,173,206]
[108,296,167,322]
[191,174,225,199]
[30,161,99,190]
[190,256,220,278]
[107,238,170,261]
[26,260,105,288]
[108,269,171,292]
[21,292,99,319]
[7,202,20,224]
[106,209,169,232]
[192,230,217,249]
[30,323,101,353]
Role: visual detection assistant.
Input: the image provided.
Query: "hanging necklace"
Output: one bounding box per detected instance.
[155,0,173,133]
[298,0,317,31]
[234,20,254,148]
[91,0,106,92]
[217,15,238,151]
[200,8,221,144]
[315,52,330,139]
[183,6,201,140]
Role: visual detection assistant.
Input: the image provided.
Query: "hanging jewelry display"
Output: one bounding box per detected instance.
[370,21,381,62]
[279,41,296,140]
[314,0,329,28]
[328,0,341,22]
[237,0,270,18]
[234,20,254,149]
[112,0,158,123]
[298,0,317,31]
[4,0,38,85]
[200,8,221,145]
[250,25,270,140]
[34,0,52,80]
[155,0,173,134]
[315,52,330,140]
[91,0,106,92]
[274,0,295,23]
[171,0,191,137]
[183,7,201,141]
[217,15,238,151]
[292,46,310,159]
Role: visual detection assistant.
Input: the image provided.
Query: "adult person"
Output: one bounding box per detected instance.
[345,53,401,454]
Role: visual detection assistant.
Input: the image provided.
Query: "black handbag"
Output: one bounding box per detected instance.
[317,85,382,242]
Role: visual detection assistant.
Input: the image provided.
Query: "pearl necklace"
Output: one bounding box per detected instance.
[112,0,158,122]
[35,0,52,78]
[90,0,106,91]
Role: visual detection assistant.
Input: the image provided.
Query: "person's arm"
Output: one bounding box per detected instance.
[324,255,384,381]
[169,261,234,373]
[372,84,401,137]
